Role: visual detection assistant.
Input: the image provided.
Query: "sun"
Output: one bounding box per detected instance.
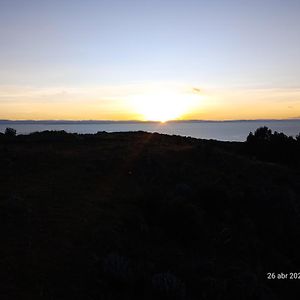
[130,90,201,122]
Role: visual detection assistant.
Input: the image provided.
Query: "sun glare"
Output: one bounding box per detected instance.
[130,90,201,122]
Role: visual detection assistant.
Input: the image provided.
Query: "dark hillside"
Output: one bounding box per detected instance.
[0,130,300,299]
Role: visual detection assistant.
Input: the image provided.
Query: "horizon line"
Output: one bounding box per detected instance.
[1,118,300,124]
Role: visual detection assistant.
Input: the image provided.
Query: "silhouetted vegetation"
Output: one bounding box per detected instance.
[0,129,300,299]
[4,127,17,136]
[244,126,300,166]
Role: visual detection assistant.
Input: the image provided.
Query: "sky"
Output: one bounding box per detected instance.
[0,0,300,121]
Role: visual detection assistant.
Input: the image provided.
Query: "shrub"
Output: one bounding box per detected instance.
[253,126,272,141]
[4,127,17,136]
[151,272,186,299]
[102,253,134,285]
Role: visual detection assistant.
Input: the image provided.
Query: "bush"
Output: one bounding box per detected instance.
[102,253,134,285]
[245,127,299,165]
[4,127,17,136]
[151,272,186,299]
[253,126,272,141]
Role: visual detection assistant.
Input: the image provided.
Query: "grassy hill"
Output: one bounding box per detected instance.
[0,131,300,299]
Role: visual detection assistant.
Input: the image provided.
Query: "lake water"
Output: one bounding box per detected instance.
[1,120,300,142]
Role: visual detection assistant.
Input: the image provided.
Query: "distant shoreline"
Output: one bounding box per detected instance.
[1,119,300,125]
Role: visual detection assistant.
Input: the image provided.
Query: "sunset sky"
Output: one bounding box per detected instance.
[1,0,300,121]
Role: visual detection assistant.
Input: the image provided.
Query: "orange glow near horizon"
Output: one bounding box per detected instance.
[1,84,300,121]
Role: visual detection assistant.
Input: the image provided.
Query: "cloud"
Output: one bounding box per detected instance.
[192,87,201,94]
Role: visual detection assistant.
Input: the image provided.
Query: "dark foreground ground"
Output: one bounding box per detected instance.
[0,130,300,299]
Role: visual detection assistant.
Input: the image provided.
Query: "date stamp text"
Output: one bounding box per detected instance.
[267,273,300,280]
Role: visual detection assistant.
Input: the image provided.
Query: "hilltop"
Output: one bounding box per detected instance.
[0,130,300,299]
